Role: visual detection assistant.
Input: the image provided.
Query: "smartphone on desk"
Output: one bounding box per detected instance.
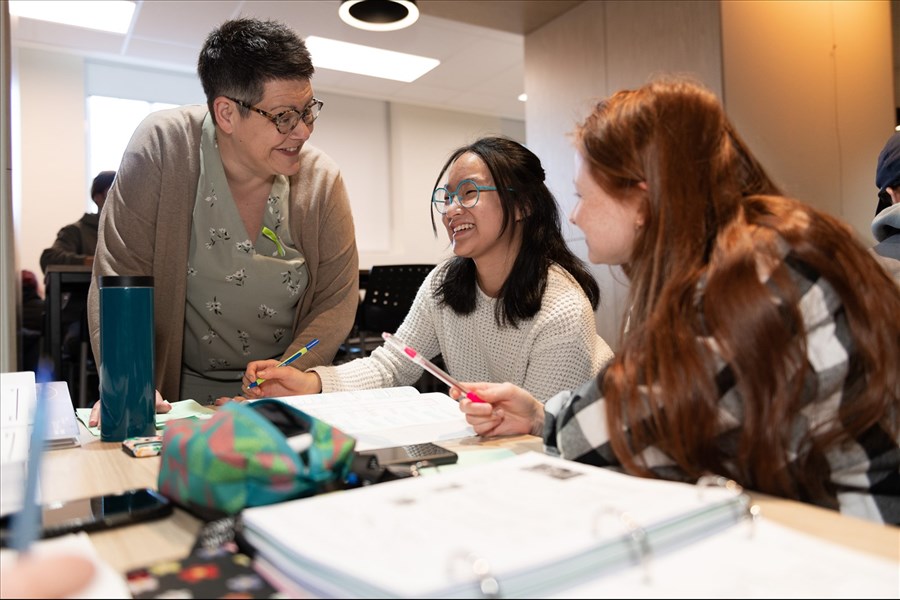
[0,487,172,544]
[362,442,458,468]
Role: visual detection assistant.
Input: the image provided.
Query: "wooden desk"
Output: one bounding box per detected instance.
[41,428,201,574]
[43,265,93,402]
[42,427,899,577]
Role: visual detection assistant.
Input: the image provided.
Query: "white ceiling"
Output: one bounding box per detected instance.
[8,0,578,121]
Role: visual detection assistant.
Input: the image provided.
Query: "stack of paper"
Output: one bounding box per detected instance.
[2,373,81,453]
[2,372,83,516]
[37,381,81,449]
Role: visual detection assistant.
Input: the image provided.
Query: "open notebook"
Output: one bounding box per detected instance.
[243,452,900,598]
[262,386,475,451]
[72,387,465,450]
[242,452,755,598]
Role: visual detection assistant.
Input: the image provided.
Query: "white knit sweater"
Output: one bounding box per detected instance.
[311,262,614,403]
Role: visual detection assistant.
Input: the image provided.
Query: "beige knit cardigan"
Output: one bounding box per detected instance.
[88,105,359,402]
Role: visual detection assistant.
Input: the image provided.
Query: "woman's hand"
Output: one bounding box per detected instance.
[452,382,544,438]
[88,389,171,427]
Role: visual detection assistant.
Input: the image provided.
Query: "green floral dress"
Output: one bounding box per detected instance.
[181,115,310,404]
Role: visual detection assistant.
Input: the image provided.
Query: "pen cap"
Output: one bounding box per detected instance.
[98,275,156,441]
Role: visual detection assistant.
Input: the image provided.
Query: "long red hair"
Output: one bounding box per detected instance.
[576,79,900,502]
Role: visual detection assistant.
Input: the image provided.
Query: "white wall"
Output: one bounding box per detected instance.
[13,47,525,295]
[17,48,86,294]
[312,97,524,267]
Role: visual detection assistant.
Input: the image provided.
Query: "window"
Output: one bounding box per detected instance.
[87,96,177,193]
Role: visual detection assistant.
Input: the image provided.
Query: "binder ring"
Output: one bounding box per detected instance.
[696,474,743,496]
[619,510,652,583]
[745,502,762,538]
[449,551,501,598]
[592,507,653,583]
[696,474,760,536]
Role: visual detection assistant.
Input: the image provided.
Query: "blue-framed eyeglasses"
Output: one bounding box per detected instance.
[432,179,510,214]
[226,96,324,134]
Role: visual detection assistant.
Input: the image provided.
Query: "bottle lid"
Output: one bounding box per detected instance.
[98,275,154,288]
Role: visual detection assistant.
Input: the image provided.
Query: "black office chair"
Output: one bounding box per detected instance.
[339,264,435,361]
[63,304,98,408]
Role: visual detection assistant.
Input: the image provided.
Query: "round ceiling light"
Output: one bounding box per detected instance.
[339,0,420,32]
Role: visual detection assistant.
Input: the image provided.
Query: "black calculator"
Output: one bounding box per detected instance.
[364,442,458,467]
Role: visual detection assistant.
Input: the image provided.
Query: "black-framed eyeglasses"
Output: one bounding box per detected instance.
[225,96,324,134]
[432,179,511,214]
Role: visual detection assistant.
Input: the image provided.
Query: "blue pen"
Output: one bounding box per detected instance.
[11,365,51,554]
[248,338,320,389]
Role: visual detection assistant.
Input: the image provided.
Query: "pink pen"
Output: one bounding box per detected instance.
[382,332,485,403]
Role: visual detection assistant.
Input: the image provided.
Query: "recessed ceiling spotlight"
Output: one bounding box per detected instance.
[339,0,420,32]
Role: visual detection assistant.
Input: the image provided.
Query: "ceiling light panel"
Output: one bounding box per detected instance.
[9,0,136,34]
[305,36,439,83]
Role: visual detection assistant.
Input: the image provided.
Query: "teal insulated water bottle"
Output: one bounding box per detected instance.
[99,275,156,441]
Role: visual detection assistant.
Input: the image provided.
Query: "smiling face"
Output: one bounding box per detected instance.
[439,152,521,269]
[216,78,316,181]
[570,151,644,266]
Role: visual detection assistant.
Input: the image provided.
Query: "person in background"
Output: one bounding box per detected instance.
[458,79,900,525]
[871,131,900,284]
[87,17,358,422]
[20,270,44,372]
[234,137,614,404]
[39,170,114,272]
[39,171,113,374]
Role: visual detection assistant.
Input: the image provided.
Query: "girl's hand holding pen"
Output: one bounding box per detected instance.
[230,360,323,400]
[381,332,486,403]
[452,381,545,438]
[249,339,319,389]
[241,358,284,398]
[217,339,323,405]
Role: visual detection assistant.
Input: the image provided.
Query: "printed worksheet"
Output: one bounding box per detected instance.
[270,387,475,450]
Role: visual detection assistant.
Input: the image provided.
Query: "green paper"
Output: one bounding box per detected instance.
[76,399,216,437]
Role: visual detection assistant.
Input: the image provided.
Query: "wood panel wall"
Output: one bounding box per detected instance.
[525,0,893,351]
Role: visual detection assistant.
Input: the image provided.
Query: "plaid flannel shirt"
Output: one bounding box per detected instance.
[544,254,899,525]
